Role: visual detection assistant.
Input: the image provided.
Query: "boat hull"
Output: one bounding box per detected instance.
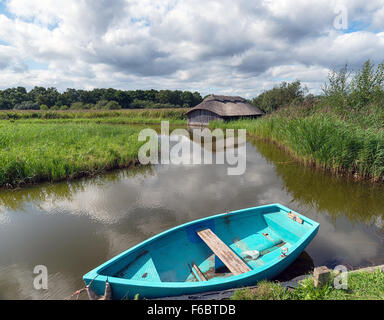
[83,203,319,299]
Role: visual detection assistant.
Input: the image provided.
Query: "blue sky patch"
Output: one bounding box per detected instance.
[343,20,371,34]
[24,59,49,70]
[0,0,9,16]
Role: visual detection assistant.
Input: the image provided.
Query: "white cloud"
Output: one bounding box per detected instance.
[0,0,383,96]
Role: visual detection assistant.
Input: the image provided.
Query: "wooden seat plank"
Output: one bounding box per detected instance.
[197,229,251,275]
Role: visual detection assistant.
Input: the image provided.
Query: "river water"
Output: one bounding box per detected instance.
[0,132,383,299]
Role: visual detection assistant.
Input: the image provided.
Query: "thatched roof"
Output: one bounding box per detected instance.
[187,95,264,117]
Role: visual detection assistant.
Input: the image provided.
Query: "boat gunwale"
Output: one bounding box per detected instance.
[83,203,320,289]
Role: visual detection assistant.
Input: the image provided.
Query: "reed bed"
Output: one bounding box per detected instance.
[211,114,384,182]
[0,122,145,188]
[0,108,188,121]
[11,117,186,126]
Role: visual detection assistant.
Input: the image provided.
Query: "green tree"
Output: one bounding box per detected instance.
[113,90,133,108]
[157,90,173,104]
[192,91,203,106]
[252,81,305,113]
[143,89,158,102]
[0,87,28,109]
[350,60,384,109]
[61,88,80,106]
[322,64,351,110]
[181,91,194,107]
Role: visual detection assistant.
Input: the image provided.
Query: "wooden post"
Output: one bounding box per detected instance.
[313,266,331,288]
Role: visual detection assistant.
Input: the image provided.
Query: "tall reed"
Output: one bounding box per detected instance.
[211,114,384,181]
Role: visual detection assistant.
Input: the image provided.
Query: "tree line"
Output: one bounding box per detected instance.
[0,87,203,110]
[4,60,381,113]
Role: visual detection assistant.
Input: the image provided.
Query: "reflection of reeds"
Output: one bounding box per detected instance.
[0,122,149,188]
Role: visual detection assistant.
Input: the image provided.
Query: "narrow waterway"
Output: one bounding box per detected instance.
[0,132,383,299]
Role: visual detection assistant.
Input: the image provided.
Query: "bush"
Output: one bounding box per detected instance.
[95,100,109,110]
[104,101,121,110]
[51,105,60,110]
[14,101,40,110]
[60,105,69,110]
[40,104,49,111]
[70,102,84,110]
[130,99,180,109]
[82,103,94,110]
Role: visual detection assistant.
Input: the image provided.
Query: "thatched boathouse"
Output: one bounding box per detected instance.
[186,95,264,125]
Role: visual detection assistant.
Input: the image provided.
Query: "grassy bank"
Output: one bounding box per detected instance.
[0,108,188,188]
[211,113,384,182]
[0,122,146,188]
[232,270,384,300]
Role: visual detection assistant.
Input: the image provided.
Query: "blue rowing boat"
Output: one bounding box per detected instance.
[83,203,319,299]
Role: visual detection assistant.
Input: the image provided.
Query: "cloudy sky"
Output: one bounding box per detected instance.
[0,0,383,97]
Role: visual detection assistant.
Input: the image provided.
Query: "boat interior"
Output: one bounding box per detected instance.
[99,205,314,283]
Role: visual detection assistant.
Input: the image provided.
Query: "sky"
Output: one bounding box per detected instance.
[0,0,384,98]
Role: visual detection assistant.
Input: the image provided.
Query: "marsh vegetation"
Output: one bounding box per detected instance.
[213,60,384,182]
